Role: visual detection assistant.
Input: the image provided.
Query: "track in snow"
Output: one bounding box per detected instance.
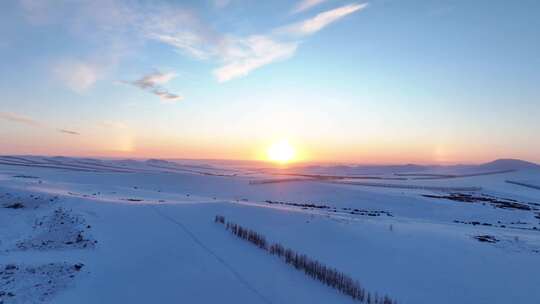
[150,205,273,304]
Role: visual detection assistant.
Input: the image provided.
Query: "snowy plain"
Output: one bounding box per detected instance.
[1,156,539,304]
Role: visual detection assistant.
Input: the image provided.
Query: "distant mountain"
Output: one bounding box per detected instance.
[281,159,540,176]
[284,163,431,175]
[478,159,540,171]
[146,159,175,166]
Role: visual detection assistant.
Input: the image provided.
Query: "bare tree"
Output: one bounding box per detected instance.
[214,215,397,304]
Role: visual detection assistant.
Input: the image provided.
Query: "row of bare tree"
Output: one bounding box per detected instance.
[214,215,397,304]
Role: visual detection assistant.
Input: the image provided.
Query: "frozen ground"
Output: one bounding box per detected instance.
[0,156,539,303]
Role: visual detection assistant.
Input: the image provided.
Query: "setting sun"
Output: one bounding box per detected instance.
[267,140,296,163]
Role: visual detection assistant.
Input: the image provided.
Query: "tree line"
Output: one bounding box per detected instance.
[214,215,397,304]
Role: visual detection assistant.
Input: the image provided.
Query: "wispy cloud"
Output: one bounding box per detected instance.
[53,60,100,93]
[0,112,41,127]
[142,7,221,61]
[20,1,367,84]
[58,129,81,135]
[213,36,298,82]
[151,33,214,60]
[284,3,368,36]
[146,14,296,82]
[144,2,367,82]
[124,71,183,103]
[132,71,177,89]
[292,0,328,14]
[211,3,367,81]
[152,89,183,103]
[1,111,80,135]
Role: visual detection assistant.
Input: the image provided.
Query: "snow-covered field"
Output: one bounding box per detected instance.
[1,156,540,303]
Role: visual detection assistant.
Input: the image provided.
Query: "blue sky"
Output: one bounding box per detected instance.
[0,0,539,163]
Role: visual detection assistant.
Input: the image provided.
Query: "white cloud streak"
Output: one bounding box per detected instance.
[19,1,367,84]
[141,7,221,60]
[125,71,183,103]
[151,33,214,60]
[0,112,41,127]
[212,3,367,81]
[1,111,80,134]
[152,89,184,103]
[213,36,298,82]
[53,60,100,93]
[58,129,81,135]
[133,71,177,89]
[284,3,368,36]
[292,0,328,14]
[155,4,367,82]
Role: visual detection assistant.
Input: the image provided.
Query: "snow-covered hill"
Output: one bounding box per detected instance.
[1,156,539,304]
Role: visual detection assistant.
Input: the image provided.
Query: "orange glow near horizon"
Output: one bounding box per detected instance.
[266,140,296,164]
[3,133,539,165]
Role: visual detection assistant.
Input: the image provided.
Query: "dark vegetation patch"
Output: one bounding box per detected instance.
[16,208,96,251]
[398,170,515,180]
[473,235,499,243]
[3,202,24,209]
[214,215,397,304]
[454,220,493,226]
[0,262,84,303]
[0,192,59,210]
[436,193,540,231]
[274,173,406,181]
[265,200,331,209]
[422,193,533,211]
[453,220,539,231]
[505,180,540,191]
[68,191,94,198]
[123,198,144,202]
[12,175,40,179]
[264,200,393,217]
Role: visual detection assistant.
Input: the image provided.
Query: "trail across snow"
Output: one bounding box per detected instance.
[150,205,273,304]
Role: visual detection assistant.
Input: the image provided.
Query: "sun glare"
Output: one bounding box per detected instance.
[267,140,296,163]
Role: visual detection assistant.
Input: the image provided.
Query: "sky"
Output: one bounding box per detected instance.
[0,0,539,164]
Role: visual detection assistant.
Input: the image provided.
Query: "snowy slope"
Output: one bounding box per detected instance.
[1,156,540,304]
